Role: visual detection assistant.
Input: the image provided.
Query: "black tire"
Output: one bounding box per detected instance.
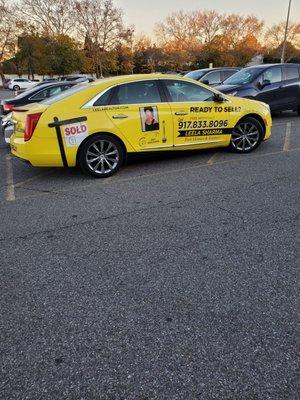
[229,116,264,153]
[79,134,124,178]
[13,85,20,91]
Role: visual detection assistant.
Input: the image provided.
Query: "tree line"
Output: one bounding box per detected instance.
[0,0,299,80]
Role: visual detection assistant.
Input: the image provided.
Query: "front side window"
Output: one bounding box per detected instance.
[261,67,282,84]
[164,80,214,102]
[111,81,161,105]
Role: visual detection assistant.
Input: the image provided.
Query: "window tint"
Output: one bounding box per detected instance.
[29,88,48,100]
[111,81,161,105]
[285,67,300,80]
[201,71,221,84]
[262,67,282,84]
[185,70,208,80]
[93,87,114,106]
[164,80,214,102]
[42,83,89,105]
[48,86,63,97]
[223,70,238,80]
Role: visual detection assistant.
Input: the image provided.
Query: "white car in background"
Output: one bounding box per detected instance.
[8,78,37,91]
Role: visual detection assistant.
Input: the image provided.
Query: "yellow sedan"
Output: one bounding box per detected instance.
[10,74,272,178]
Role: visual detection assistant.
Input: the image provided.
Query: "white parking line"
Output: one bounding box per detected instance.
[283,122,292,152]
[207,152,219,165]
[5,154,15,201]
[14,147,300,202]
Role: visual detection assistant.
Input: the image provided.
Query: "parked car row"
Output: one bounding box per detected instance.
[184,63,300,114]
[0,81,88,143]
[2,75,95,91]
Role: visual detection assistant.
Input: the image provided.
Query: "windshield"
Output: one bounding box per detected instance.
[223,68,263,85]
[41,83,89,105]
[185,70,208,80]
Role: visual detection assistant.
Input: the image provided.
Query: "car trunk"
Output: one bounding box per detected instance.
[12,103,48,139]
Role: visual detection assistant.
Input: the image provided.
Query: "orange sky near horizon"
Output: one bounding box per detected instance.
[115,0,300,37]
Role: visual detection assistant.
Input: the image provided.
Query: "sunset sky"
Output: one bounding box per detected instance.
[116,0,300,36]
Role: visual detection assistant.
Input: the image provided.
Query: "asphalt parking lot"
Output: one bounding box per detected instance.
[0,87,299,399]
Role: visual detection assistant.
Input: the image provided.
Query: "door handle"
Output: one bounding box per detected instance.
[112,114,128,119]
[175,111,188,115]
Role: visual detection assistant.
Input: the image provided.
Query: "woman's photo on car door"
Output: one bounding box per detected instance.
[140,106,160,132]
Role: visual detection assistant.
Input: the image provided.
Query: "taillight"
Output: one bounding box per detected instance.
[3,103,14,112]
[24,112,42,141]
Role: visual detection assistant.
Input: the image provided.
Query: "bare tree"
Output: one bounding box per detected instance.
[221,14,264,48]
[0,0,18,82]
[155,11,200,48]
[74,0,128,77]
[265,22,300,49]
[18,0,75,36]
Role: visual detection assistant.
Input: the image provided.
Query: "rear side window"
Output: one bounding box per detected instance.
[93,87,114,106]
[223,70,238,80]
[111,81,161,105]
[201,71,221,84]
[48,86,63,97]
[285,67,300,80]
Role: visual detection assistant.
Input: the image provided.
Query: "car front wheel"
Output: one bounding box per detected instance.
[13,85,20,91]
[229,117,264,153]
[79,134,124,178]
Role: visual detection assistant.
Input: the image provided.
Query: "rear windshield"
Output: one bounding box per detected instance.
[41,83,89,105]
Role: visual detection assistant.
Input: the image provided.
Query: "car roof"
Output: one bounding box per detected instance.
[41,81,76,86]
[245,63,300,69]
[89,73,222,88]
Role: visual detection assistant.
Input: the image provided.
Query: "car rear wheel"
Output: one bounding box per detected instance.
[229,117,263,153]
[79,134,124,178]
[13,85,20,91]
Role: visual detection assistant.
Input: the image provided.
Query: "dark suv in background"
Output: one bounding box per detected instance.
[185,67,241,86]
[216,63,300,114]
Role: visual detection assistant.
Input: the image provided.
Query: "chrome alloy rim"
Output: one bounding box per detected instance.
[86,140,119,174]
[231,122,260,151]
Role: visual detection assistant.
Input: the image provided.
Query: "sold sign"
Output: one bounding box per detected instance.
[63,122,88,147]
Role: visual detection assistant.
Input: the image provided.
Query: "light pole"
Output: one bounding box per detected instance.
[281,0,292,63]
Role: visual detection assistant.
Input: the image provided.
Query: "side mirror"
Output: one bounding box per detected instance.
[201,79,209,85]
[214,93,226,102]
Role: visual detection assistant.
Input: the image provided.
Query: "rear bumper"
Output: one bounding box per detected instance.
[10,135,64,167]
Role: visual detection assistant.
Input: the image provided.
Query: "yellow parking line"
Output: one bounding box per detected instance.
[5,155,15,201]
[207,152,219,165]
[283,122,292,152]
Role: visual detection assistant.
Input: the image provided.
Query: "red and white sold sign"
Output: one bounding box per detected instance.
[63,122,88,147]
